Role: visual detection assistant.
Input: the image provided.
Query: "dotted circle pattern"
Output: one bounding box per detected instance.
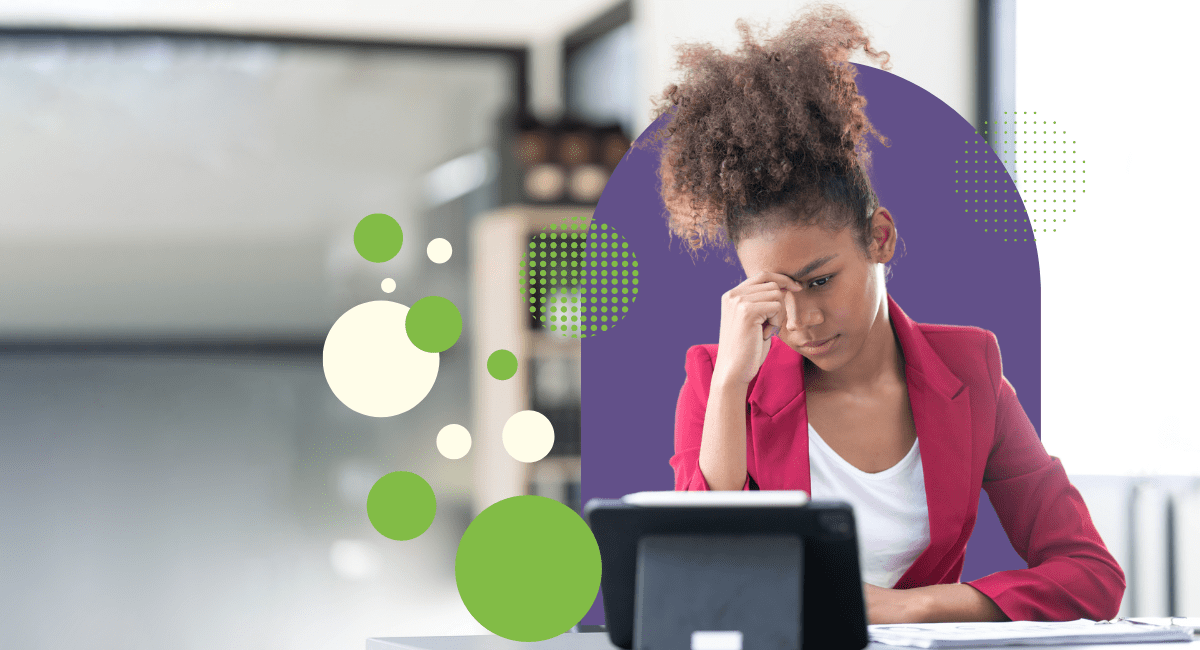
[956,112,1084,242]
[518,216,638,337]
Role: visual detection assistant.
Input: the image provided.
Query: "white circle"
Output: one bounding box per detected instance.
[436,424,472,459]
[323,300,439,418]
[381,278,396,293]
[501,410,555,463]
[427,238,452,264]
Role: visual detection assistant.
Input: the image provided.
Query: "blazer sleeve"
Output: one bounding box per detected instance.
[966,332,1125,621]
[670,345,752,491]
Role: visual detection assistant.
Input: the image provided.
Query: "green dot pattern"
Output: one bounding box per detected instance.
[958,112,1082,243]
[366,471,436,541]
[455,495,601,642]
[487,349,518,380]
[518,216,638,337]
[405,295,463,353]
[354,213,404,262]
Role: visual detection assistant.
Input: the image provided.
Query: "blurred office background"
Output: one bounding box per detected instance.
[0,1,1195,649]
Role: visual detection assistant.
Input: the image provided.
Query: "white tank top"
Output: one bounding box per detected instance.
[808,423,931,588]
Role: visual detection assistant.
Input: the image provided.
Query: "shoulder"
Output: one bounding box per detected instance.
[915,323,1003,388]
[917,322,997,354]
[684,343,720,377]
[680,343,721,397]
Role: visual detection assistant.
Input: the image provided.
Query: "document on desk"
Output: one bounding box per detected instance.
[869,619,1195,648]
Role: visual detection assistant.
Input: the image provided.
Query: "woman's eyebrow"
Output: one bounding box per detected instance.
[788,254,838,281]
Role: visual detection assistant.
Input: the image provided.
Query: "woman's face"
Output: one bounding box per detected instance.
[734,208,895,374]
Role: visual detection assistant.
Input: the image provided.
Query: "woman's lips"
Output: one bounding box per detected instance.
[797,335,837,354]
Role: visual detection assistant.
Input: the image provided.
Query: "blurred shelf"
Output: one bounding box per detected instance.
[530,331,582,359]
[527,455,582,513]
[481,204,594,229]
[470,204,589,518]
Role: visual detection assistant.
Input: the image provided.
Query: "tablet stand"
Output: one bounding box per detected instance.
[633,534,803,650]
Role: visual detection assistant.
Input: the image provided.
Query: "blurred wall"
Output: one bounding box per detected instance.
[631,0,977,135]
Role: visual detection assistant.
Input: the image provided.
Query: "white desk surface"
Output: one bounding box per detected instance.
[366,632,1200,650]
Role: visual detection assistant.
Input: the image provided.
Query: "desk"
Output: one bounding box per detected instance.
[367,633,1200,650]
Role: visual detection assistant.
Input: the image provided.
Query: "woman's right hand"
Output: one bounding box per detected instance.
[711,271,803,387]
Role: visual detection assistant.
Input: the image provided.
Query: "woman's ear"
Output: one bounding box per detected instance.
[870,207,897,264]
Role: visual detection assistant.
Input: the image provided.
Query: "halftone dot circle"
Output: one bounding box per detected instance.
[487,349,518,380]
[519,217,637,338]
[502,410,554,463]
[405,295,463,353]
[354,213,404,263]
[428,238,453,264]
[381,278,396,293]
[366,470,436,541]
[323,301,439,418]
[455,495,601,642]
[437,424,472,460]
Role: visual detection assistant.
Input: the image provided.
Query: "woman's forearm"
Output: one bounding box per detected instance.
[866,583,1008,624]
[914,584,1008,623]
[698,376,750,491]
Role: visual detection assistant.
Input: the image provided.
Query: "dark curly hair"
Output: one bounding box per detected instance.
[651,4,891,257]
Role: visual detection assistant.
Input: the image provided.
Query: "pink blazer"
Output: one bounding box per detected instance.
[670,295,1124,621]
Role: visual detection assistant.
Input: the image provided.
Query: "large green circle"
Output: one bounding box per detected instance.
[366,471,436,541]
[405,296,462,353]
[455,495,601,642]
[487,349,518,380]
[354,213,404,263]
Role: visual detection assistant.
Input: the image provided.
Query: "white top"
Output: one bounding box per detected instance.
[808,423,931,588]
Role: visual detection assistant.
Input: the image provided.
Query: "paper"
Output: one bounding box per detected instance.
[1126,619,1200,634]
[869,619,1195,648]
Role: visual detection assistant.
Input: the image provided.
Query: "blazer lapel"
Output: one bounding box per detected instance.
[887,296,975,589]
[747,337,810,493]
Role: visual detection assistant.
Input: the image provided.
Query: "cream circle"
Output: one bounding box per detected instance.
[427,238,453,264]
[436,423,472,459]
[323,300,439,418]
[501,410,555,463]
[381,278,396,293]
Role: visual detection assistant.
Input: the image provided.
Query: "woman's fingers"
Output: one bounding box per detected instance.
[728,273,803,297]
[734,298,784,327]
[748,271,804,291]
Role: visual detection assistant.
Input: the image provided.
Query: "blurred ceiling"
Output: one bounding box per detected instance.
[0,0,620,44]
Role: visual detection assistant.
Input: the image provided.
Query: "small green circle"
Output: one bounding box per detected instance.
[366,471,436,541]
[354,213,404,263]
[488,349,518,380]
[405,296,463,353]
[456,495,601,642]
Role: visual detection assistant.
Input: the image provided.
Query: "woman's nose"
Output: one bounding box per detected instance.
[784,292,824,331]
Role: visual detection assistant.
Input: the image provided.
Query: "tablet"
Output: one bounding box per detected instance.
[584,493,868,650]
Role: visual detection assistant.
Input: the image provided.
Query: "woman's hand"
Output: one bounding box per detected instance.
[711,271,803,387]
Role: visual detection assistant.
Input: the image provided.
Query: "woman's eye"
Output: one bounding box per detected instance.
[810,276,832,288]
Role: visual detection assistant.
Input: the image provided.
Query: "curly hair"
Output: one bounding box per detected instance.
[651,4,891,256]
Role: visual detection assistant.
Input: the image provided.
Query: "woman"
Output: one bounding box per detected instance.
[657,6,1123,625]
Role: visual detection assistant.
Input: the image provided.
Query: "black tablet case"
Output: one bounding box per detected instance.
[584,499,868,650]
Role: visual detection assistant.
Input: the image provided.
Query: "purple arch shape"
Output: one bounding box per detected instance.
[579,65,1039,625]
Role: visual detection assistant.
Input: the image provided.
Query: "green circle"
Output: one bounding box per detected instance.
[488,349,518,380]
[405,296,462,353]
[354,213,404,263]
[455,495,601,642]
[366,471,436,541]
